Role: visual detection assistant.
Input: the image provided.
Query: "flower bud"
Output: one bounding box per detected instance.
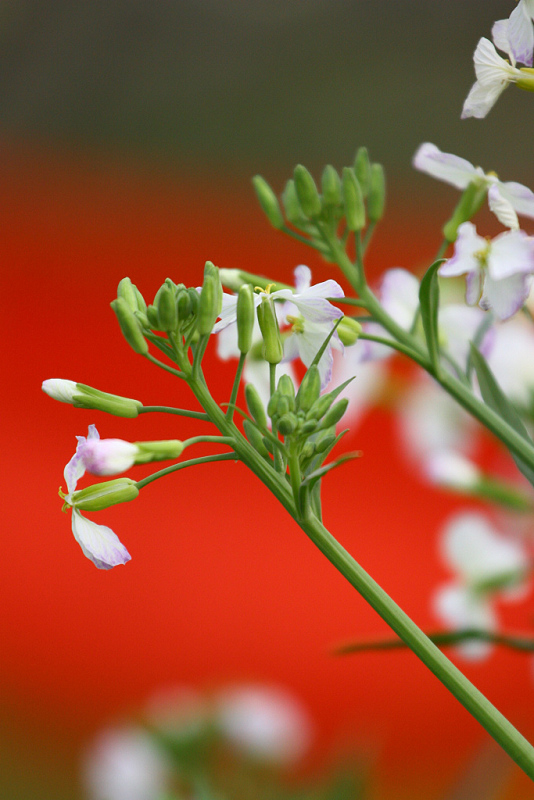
[277,412,298,436]
[300,419,317,435]
[342,167,365,231]
[296,365,321,413]
[277,373,296,401]
[245,383,268,429]
[243,419,271,460]
[276,396,291,417]
[337,316,362,346]
[282,179,308,226]
[176,288,192,320]
[187,287,200,316]
[134,440,184,463]
[267,391,280,420]
[320,398,349,428]
[367,164,386,222]
[321,165,342,208]
[293,165,321,218]
[117,277,140,312]
[252,176,285,229]
[198,263,223,335]
[305,393,334,421]
[442,182,488,243]
[42,380,142,418]
[314,431,336,454]
[354,147,371,197]
[157,284,178,332]
[257,297,283,364]
[69,478,139,511]
[237,284,255,354]
[146,304,161,329]
[111,298,149,355]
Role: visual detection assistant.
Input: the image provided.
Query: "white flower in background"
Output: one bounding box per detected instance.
[492,1,534,67]
[433,512,530,660]
[413,143,534,229]
[439,222,534,320]
[215,685,312,763]
[82,726,170,800]
[425,450,481,491]
[462,37,525,119]
[486,314,534,409]
[330,341,385,428]
[63,425,132,570]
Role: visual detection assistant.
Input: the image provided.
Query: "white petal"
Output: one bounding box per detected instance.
[440,511,528,584]
[425,449,480,489]
[465,269,483,306]
[487,229,534,278]
[80,439,138,476]
[438,304,487,368]
[461,78,508,119]
[433,584,495,661]
[497,180,534,219]
[72,509,131,569]
[481,271,531,319]
[412,143,478,189]
[293,264,311,293]
[379,268,420,328]
[492,19,512,58]
[439,222,485,277]
[329,345,385,428]
[508,1,534,66]
[488,185,519,229]
[41,378,78,403]
[487,317,534,407]
[473,37,518,84]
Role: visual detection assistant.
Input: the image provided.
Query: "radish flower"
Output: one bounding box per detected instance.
[492,1,534,67]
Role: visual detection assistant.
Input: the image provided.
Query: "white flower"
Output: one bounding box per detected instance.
[65,424,138,481]
[82,726,170,800]
[425,450,481,491]
[215,685,312,763]
[492,0,534,67]
[487,315,534,408]
[462,37,524,119]
[413,142,534,229]
[439,222,534,320]
[329,342,385,428]
[63,425,132,570]
[433,512,530,660]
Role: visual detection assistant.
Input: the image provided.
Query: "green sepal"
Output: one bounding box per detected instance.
[470,343,534,487]
[282,179,309,226]
[74,384,142,418]
[319,398,349,429]
[134,440,184,463]
[257,297,283,364]
[278,412,298,436]
[198,264,222,335]
[418,259,444,373]
[306,393,335,421]
[157,284,178,332]
[337,316,362,346]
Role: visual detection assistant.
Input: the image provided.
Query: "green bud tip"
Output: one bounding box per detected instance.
[252,175,285,229]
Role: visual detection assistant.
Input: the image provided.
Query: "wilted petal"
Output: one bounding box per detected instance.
[508,0,534,66]
[488,184,519,229]
[72,509,131,569]
[412,143,478,189]
[80,438,138,476]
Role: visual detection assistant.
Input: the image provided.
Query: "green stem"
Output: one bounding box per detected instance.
[143,353,186,379]
[135,452,238,490]
[139,406,209,420]
[226,352,246,422]
[298,512,534,778]
[182,435,234,448]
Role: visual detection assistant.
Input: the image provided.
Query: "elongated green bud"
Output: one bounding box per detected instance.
[198,263,223,335]
[314,432,337,454]
[354,147,371,197]
[278,412,298,436]
[306,393,334,421]
[157,284,178,332]
[69,478,139,511]
[117,277,139,311]
[176,288,192,320]
[252,176,284,229]
[320,398,349,428]
[282,179,307,226]
[296,365,321,413]
[267,391,280,420]
[111,298,149,355]
[342,167,365,231]
[243,419,271,460]
[338,316,362,346]
[277,373,296,401]
[42,379,142,417]
[257,297,283,364]
[187,287,200,316]
[368,163,386,222]
[276,396,291,417]
[146,304,160,329]
[300,419,317,435]
[321,165,342,207]
[245,383,268,429]
[442,182,488,243]
[294,165,321,218]
[237,284,255,354]
[134,440,184,463]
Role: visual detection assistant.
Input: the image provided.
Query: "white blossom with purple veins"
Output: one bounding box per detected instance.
[462,37,525,119]
[63,425,132,570]
[439,222,534,320]
[493,0,534,67]
[413,143,534,230]
[433,512,530,660]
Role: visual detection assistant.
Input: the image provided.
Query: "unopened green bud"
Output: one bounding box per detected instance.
[301,442,315,459]
[157,285,178,332]
[300,419,317,435]
[42,380,143,418]
[117,278,140,312]
[277,374,296,401]
[267,391,280,420]
[296,365,321,413]
[252,175,285,229]
[314,432,337,454]
[282,179,308,226]
[176,288,192,320]
[245,382,268,429]
[321,165,342,207]
[293,165,322,218]
[354,147,371,197]
[306,393,334,421]
[198,263,223,335]
[320,398,349,428]
[368,164,386,222]
[338,316,362,346]
[134,311,150,329]
[237,284,255,354]
[111,298,149,355]
[257,297,283,364]
[134,440,184,463]
[442,181,488,242]
[243,419,271,460]
[278,412,298,436]
[187,287,200,316]
[342,167,365,231]
[146,304,160,329]
[70,478,139,511]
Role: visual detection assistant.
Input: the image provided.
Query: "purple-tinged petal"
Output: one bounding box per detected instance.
[473,37,516,84]
[293,265,311,293]
[71,509,131,569]
[87,424,100,441]
[481,272,531,320]
[498,180,534,219]
[488,185,519,229]
[487,229,534,279]
[508,1,534,66]
[439,222,485,277]
[492,19,512,58]
[79,438,138,476]
[465,269,483,306]
[412,143,478,189]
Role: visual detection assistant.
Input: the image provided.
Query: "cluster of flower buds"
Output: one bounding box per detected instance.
[252,147,386,248]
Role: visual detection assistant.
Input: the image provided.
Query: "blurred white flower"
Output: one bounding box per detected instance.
[433,512,530,660]
[486,315,534,410]
[330,341,385,428]
[425,450,481,491]
[82,726,170,800]
[215,685,312,763]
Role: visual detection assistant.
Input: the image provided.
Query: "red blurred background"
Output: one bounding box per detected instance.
[1,141,534,799]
